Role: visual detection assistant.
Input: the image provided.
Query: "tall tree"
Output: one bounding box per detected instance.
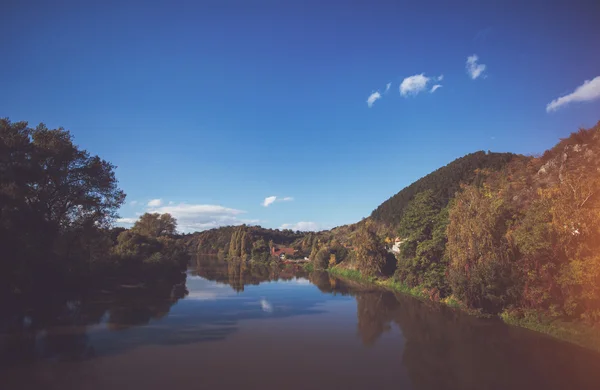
[354,221,386,277]
[131,213,177,238]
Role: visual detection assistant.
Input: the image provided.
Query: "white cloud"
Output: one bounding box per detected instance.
[280,221,321,231]
[262,196,293,207]
[430,84,442,93]
[546,76,600,112]
[116,217,137,225]
[147,198,162,207]
[263,196,277,207]
[466,55,486,79]
[367,91,381,107]
[437,74,444,81]
[147,202,256,232]
[400,74,430,96]
[129,200,138,206]
[385,82,391,93]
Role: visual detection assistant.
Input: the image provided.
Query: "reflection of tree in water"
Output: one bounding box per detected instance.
[193,257,307,292]
[0,278,187,367]
[349,284,600,390]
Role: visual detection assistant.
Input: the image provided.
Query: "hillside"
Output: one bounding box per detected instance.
[185,225,306,258]
[370,151,523,229]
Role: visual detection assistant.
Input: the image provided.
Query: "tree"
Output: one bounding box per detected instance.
[131,213,177,238]
[314,247,331,269]
[251,239,270,262]
[0,119,125,292]
[354,221,386,277]
[395,191,450,294]
[446,184,519,313]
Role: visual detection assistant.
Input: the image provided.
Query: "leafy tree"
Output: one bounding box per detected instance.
[131,213,177,238]
[0,119,125,292]
[395,190,450,294]
[314,247,331,269]
[354,221,387,277]
[251,238,271,262]
[371,151,520,230]
[446,184,520,313]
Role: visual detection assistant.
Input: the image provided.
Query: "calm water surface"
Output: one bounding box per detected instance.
[2,257,600,390]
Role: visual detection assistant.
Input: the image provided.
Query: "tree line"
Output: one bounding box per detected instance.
[0,118,189,299]
[342,122,600,326]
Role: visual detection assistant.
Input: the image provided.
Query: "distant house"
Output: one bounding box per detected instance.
[271,246,297,260]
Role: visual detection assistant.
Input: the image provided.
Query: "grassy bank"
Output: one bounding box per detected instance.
[501,311,600,352]
[327,265,600,353]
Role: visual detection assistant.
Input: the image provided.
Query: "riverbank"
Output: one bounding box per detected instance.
[327,266,600,353]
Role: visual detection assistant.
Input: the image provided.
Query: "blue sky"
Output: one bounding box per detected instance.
[2,0,600,232]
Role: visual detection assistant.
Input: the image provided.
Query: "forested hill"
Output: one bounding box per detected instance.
[370,151,523,228]
[185,225,305,257]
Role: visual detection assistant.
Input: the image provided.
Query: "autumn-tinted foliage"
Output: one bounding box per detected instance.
[370,151,519,230]
[189,224,306,261]
[445,122,600,321]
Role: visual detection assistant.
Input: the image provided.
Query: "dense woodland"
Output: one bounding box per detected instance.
[3,116,600,330]
[370,151,520,229]
[0,119,189,301]
[342,122,600,327]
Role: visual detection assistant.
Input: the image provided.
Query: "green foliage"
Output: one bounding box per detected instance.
[251,238,271,262]
[189,224,305,259]
[0,118,125,294]
[446,184,519,313]
[395,191,450,295]
[371,151,519,229]
[131,213,177,238]
[314,247,331,269]
[302,262,314,272]
[353,221,387,277]
[328,267,374,283]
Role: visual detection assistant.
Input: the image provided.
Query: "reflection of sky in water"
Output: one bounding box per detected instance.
[83,274,353,358]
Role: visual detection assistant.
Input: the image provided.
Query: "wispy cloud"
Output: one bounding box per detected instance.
[366,91,382,107]
[430,84,442,93]
[129,200,138,206]
[262,196,294,207]
[466,55,486,79]
[119,200,259,232]
[263,196,277,207]
[147,198,162,207]
[437,75,444,81]
[385,82,391,93]
[116,217,137,225]
[148,202,256,232]
[280,221,322,232]
[546,76,600,112]
[400,74,431,96]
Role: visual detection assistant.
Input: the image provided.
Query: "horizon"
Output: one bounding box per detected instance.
[3,0,600,233]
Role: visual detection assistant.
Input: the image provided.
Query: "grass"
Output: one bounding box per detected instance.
[327,267,376,283]
[302,263,314,272]
[501,310,600,352]
[378,278,428,299]
[326,265,600,352]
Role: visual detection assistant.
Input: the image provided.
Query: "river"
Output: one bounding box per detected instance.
[2,257,600,390]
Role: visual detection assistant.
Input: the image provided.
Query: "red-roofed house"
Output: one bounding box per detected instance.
[271,246,297,259]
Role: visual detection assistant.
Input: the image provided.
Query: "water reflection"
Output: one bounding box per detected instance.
[191,255,309,291]
[1,258,600,390]
[0,278,188,366]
